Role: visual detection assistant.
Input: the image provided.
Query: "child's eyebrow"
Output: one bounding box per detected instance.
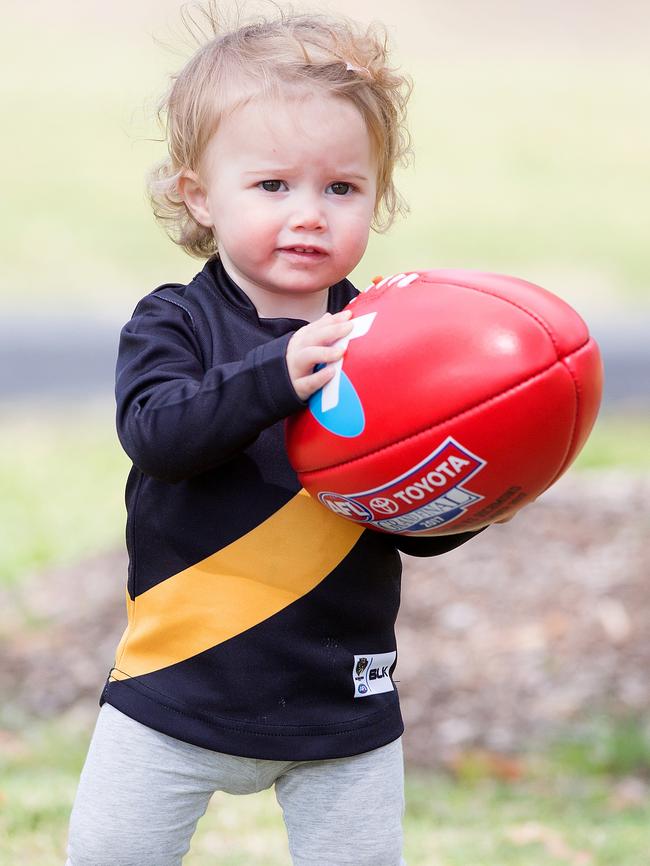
[338,173,370,182]
[242,169,370,181]
[242,169,294,176]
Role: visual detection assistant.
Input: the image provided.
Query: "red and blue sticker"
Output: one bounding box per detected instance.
[308,312,377,438]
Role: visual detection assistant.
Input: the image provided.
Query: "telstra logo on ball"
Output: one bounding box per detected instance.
[308,312,377,438]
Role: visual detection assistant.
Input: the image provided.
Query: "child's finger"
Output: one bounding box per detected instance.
[290,322,352,356]
[312,319,354,346]
[296,363,337,398]
[305,310,352,335]
[294,310,352,342]
[297,344,345,371]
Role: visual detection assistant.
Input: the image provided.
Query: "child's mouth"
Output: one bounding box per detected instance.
[279,247,327,261]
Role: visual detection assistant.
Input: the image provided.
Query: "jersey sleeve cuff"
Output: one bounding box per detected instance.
[252,332,308,419]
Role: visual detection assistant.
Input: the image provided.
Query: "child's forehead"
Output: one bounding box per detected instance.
[228,91,357,133]
[210,92,373,163]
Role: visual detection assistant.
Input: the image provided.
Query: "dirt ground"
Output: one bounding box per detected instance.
[1,469,648,768]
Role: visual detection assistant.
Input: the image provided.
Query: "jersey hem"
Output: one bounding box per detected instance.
[101,679,404,761]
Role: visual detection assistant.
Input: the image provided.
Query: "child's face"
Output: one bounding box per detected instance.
[183,92,378,316]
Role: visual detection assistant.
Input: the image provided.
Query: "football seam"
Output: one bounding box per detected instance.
[542,343,587,489]
[418,274,566,360]
[298,344,590,478]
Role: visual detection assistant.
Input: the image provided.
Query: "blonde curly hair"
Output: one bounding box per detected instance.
[148,1,414,259]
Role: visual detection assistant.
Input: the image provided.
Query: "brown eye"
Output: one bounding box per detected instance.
[260,180,284,192]
[329,182,352,195]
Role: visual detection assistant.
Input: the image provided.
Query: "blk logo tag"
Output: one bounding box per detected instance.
[353,652,397,698]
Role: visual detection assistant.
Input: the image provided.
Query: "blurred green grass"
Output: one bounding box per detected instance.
[0,408,128,587]
[2,713,649,866]
[572,414,650,470]
[377,58,650,311]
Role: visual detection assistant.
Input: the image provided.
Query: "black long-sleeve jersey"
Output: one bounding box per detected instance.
[100,257,483,760]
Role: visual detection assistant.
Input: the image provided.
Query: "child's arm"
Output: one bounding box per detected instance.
[115,296,350,483]
[116,295,295,482]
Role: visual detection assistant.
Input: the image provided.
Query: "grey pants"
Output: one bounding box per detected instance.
[66,703,405,866]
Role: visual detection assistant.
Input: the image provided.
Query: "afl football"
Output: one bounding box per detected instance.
[285,270,603,536]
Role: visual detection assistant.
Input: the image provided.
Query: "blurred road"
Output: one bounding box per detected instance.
[0,310,648,410]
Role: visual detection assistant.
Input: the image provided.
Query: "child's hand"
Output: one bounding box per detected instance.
[287,310,354,402]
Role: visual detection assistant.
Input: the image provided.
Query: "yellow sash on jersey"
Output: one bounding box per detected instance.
[109,489,362,681]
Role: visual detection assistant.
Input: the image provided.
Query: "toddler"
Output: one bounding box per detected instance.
[66,5,486,864]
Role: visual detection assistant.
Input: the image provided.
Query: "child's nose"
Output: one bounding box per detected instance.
[288,196,327,232]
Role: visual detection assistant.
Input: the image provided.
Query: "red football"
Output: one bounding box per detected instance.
[285,270,603,536]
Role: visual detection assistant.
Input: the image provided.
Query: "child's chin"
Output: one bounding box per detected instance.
[273,269,340,291]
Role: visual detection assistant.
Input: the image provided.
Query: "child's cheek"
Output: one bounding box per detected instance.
[246,207,281,248]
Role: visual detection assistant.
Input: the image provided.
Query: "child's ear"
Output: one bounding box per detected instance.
[178,170,213,227]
